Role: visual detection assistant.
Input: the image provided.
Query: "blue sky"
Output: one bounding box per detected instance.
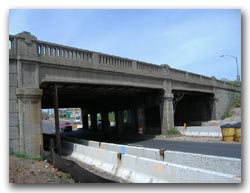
[9,9,241,81]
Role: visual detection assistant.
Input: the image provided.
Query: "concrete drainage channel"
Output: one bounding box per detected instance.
[59,137,241,183]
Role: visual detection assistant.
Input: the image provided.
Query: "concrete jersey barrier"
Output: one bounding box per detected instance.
[63,138,241,177]
[100,142,163,161]
[176,126,223,137]
[117,154,240,183]
[62,141,119,174]
[64,137,163,161]
[62,141,240,183]
[164,150,241,176]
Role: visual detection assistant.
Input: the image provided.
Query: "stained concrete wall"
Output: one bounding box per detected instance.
[9,60,19,153]
[9,33,43,155]
[214,88,239,120]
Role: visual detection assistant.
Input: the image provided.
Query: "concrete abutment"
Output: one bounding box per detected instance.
[16,88,43,155]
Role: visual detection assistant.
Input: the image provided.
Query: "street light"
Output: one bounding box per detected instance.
[220,54,240,85]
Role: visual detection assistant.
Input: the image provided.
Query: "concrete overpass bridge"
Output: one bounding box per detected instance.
[9,32,240,155]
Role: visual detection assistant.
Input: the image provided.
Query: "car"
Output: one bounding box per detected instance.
[60,121,73,132]
[71,121,83,130]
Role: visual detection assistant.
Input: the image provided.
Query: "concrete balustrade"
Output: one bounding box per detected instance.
[9,33,240,90]
[37,42,93,63]
[99,54,132,68]
[136,61,161,73]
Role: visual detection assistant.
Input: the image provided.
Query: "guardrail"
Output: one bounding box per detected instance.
[61,139,241,183]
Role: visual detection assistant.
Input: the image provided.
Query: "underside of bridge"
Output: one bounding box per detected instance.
[173,90,214,126]
[41,83,215,135]
[40,82,163,136]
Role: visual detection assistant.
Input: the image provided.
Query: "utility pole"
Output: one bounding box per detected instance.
[54,84,62,155]
[220,54,240,85]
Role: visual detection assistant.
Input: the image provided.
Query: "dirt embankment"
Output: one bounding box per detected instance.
[9,155,75,183]
[202,107,241,126]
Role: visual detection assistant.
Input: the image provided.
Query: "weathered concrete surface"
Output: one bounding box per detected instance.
[176,126,223,137]
[164,150,241,176]
[73,138,241,176]
[9,31,241,155]
[16,88,43,155]
[100,142,163,161]
[62,141,240,183]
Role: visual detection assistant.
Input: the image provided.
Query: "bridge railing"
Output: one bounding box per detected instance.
[168,68,211,85]
[97,53,163,76]
[9,33,240,91]
[169,68,187,80]
[35,39,164,77]
[136,61,162,73]
[98,54,132,69]
[168,68,239,90]
[36,41,93,63]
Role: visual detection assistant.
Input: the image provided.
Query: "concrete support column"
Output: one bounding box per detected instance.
[126,108,138,133]
[116,110,124,133]
[133,108,139,130]
[161,92,174,135]
[127,109,133,124]
[211,96,218,120]
[137,108,145,133]
[16,88,43,156]
[81,108,89,129]
[90,111,97,130]
[114,111,119,132]
[101,111,110,130]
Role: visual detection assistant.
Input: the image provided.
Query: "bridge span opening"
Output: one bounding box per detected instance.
[173,90,214,126]
[40,82,164,142]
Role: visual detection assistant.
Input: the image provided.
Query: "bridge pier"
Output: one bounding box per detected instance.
[101,111,110,131]
[137,108,146,134]
[81,108,89,129]
[16,88,43,155]
[161,92,174,135]
[90,111,97,130]
[116,110,124,133]
[132,108,139,132]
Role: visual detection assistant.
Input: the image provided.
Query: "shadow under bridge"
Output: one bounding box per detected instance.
[173,90,215,126]
[40,82,164,140]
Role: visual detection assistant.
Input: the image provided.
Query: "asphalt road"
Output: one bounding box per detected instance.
[42,121,241,159]
[42,121,55,134]
[127,139,241,159]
